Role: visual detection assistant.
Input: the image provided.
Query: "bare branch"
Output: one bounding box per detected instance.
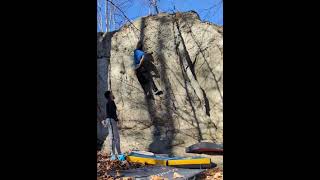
[106,0,140,31]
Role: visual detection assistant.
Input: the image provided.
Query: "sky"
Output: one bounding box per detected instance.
[97,0,223,32]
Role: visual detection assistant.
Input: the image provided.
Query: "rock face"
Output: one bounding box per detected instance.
[97,11,223,156]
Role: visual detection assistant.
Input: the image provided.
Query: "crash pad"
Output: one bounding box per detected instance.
[127,151,211,167]
[127,152,176,166]
[108,165,205,179]
[167,156,212,169]
[168,157,211,165]
[186,142,223,154]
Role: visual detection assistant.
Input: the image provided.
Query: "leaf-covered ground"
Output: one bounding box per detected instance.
[97,151,223,180]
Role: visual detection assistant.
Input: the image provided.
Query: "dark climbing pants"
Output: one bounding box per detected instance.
[136,67,158,94]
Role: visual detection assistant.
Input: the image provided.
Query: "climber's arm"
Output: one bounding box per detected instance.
[135,55,145,70]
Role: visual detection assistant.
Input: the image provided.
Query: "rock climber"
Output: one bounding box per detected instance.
[133,41,163,98]
[102,91,125,161]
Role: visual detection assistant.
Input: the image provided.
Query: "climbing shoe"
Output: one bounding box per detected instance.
[110,155,116,160]
[155,90,163,96]
[117,154,126,161]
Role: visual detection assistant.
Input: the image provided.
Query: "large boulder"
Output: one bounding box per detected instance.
[97,11,223,156]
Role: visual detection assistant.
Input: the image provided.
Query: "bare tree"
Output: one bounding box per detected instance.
[99,0,222,32]
[97,0,104,32]
[149,0,159,15]
[106,0,109,32]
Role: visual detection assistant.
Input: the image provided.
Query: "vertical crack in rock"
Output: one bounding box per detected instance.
[175,37,203,142]
[185,21,223,102]
[173,14,211,117]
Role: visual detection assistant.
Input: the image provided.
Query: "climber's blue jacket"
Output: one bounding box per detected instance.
[134,49,145,65]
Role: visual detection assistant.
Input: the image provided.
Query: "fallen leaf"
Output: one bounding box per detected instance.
[213,172,222,179]
[150,175,165,180]
[116,170,121,177]
[122,177,133,180]
[173,172,184,179]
